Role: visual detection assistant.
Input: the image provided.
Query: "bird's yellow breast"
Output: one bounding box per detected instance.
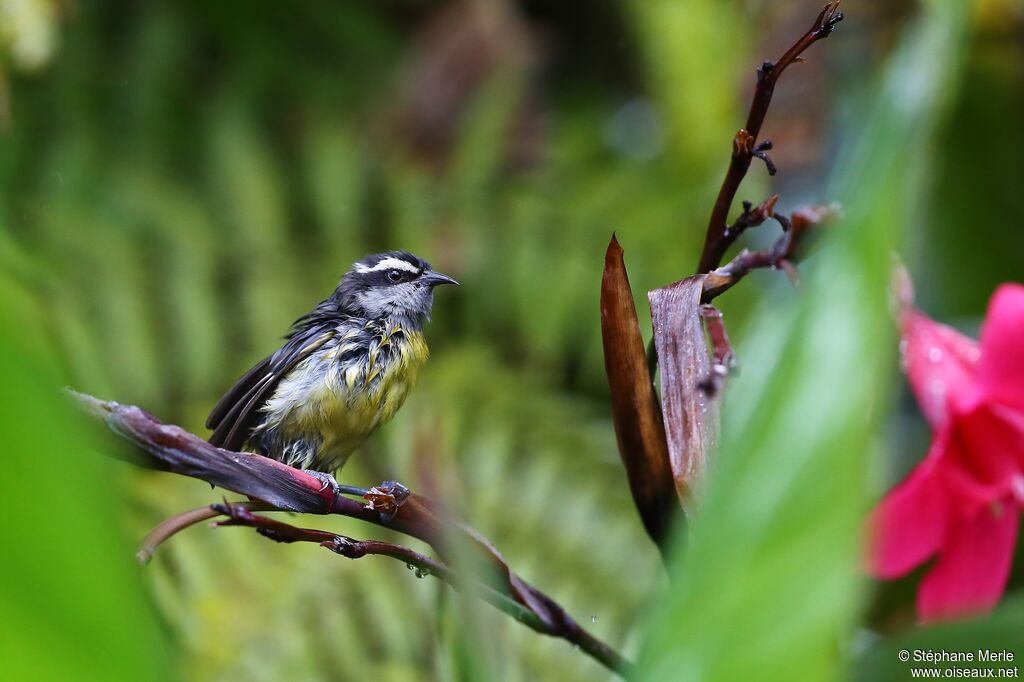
[259,325,429,471]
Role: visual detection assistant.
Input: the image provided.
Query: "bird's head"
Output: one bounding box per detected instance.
[334,251,458,324]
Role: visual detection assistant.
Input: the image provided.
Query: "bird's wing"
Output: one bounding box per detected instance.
[207,324,337,453]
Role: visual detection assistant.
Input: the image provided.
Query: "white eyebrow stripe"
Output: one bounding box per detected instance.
[354,257,421,274]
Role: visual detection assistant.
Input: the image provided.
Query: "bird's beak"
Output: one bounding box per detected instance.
[422,271,460,288]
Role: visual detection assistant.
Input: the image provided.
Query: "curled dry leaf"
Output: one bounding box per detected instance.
[600,236,677,546]
[648,276,720,509]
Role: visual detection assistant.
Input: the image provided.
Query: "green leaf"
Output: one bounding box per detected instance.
[0,273,169,682]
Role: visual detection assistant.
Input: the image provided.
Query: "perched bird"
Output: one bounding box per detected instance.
[206,251,457,483]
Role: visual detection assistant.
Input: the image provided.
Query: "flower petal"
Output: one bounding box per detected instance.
[868,441,950,579]
[902,310,981,429]
[979,283,1024,411]
[917,504,1019,623]
[942,402,1024,508]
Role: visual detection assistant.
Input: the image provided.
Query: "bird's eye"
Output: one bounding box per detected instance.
[387,270,403,283]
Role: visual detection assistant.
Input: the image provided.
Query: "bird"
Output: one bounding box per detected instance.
[206,251,457,487]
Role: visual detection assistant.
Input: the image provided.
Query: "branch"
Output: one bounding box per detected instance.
[714,194,779,265]
[645,3,843,377]
[696,1,843,274]
[210,502,618,661]
[701,203,839,302]
[137,504,234,564]
[70,389,632,677]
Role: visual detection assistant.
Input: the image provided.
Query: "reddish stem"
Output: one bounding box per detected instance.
[696,1,843,274]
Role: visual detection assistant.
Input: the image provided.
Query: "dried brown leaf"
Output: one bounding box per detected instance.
[600,236,677,544]
[648,276,719,508]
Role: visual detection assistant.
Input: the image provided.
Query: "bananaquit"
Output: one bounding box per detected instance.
[207,251,457,483]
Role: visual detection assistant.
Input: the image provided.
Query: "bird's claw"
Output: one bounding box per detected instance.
[363,480,411,522]
[305,470,342,507]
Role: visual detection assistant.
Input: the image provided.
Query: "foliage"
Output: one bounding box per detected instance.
[0,272,169,682]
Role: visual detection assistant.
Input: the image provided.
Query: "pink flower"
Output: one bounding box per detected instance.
[869,283,1024,622]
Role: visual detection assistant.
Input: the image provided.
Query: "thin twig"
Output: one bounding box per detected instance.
[646,4,843,379]
[210,504,561,647]
[720,194,779,258]
[696,1,843,274]
[214,504,633,675]
[646,202,836,378]
[136,500,275,564]
[701,204,838,302]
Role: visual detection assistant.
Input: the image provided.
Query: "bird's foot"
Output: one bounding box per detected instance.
[305,470,342,507]
[363,480,411,522]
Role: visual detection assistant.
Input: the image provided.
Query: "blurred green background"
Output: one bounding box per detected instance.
[1,1,1021,681]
